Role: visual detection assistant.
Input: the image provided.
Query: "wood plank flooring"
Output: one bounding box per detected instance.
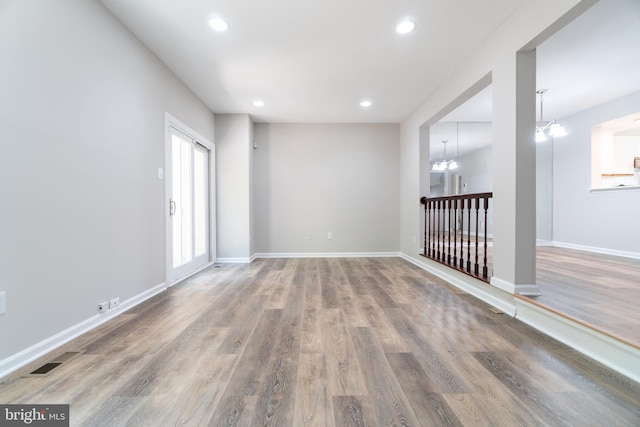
[1,257,639,426]
[532,246,640,347]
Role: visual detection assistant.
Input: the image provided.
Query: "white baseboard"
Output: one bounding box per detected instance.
[253,251,402,259]
[551,241,640,260]
[216,257,252,264]
[490,276,541,296]
[516,298,640,384]
[0,282,167,380]
[400,254,517,316]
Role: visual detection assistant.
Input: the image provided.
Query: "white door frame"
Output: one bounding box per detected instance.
[164,113,216,285]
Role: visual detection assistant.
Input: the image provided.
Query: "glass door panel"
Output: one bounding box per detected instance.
[193,144,208,258]
[169,127,210,280]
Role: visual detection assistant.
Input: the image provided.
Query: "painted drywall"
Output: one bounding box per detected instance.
[215,114,253,260]
[455,145,494,195]
[553,90,640,253]
[0,0,215,361]
[253,123,400,254]
[536,137,554,241]
[400,0,594,288]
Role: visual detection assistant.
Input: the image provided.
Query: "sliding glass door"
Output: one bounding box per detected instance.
[168,127,210,281]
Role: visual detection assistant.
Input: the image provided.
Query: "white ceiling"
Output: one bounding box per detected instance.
[99,0,526,123]
[99,0,639,156]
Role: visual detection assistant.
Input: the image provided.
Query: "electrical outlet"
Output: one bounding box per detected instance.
[98,302,108,313]
[327,232,333,240]
[109,297,120,309]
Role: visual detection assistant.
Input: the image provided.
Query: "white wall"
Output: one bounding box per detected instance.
[536,137,554,241]
[253,123,400,254]
[456,145,493,195]
[553,90,640,253]
[401,0,595,291]
[0,0,215,362]
[215,114,253,261]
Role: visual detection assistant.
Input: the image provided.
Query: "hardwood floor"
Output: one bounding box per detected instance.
[531,246,640,347]
[1,258,640,426]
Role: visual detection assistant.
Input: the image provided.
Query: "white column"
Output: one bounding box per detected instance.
[491,49,541,296]
[215,114,253,261]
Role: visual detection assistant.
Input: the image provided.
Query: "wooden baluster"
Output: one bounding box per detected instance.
[430,200,435,258]
[436,200,440,259]
[447,200,452,265]
[483,196,489,279]
[466,197,471,273]
[423,198,428,257]
[440,200,445,261]
[427,200,432,257]
[474,197,480,276]
[459,198,465,269]
[452,199,458,267]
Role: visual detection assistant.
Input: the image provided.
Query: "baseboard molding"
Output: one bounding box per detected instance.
[216,257,252,264]
[253,251,402,259]
[551,241,640,260]
[490,277,541,296]
[400,254,517,316]
[0,282,167,380]
[516,297,640,384]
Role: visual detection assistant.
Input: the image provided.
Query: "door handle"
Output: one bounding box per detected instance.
[170,200,176,216]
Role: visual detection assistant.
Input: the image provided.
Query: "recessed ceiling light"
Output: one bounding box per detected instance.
[209,17,228,32]
[253,100,265,107]
[360,100,372,108]
[396,20,416,34]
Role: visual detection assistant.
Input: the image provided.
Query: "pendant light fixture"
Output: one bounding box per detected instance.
[432,138,459,171]
[536,89,568,142]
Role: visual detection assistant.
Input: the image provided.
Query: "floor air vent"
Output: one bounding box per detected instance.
[27,351,83,377]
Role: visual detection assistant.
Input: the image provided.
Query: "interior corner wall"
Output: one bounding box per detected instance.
[0,0,215,362]
[215,114,252,260]
[552,90,640,253]
[253,123,401,255]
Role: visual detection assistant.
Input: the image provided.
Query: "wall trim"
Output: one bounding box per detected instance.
[253,251,402,259]
[551,241,640,260]
[516,297,640,384]
[216,257,252,264]
[490,276,541,296]
[400,254,517,316]
[0,282,167,380]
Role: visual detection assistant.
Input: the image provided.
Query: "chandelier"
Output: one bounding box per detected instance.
[432,139,458,171]
[535,89,567,142]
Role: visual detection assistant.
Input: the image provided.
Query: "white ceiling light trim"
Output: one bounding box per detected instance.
[208,17,228,32]
[396,20,416,34]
